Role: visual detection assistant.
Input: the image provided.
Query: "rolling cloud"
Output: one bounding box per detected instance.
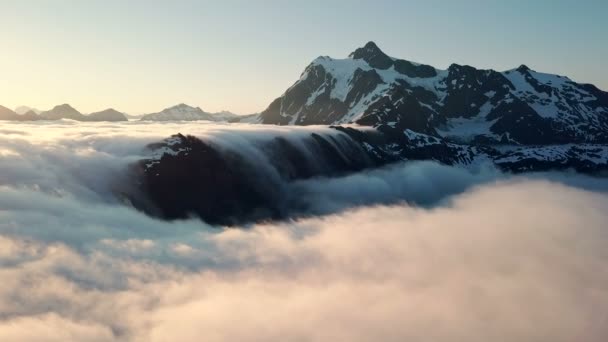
[1,121,607,341]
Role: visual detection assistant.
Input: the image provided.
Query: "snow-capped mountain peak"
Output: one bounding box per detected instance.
[260,42,608,145]
[348,41,394,69]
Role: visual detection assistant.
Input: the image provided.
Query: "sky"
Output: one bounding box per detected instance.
[1,0,607,115]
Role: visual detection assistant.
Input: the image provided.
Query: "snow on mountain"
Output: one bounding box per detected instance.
[140,104,242,122]
[140,104,215,121]
[260,42,608,145]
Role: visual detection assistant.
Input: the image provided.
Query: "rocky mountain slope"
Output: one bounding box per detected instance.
[260,42,608,146]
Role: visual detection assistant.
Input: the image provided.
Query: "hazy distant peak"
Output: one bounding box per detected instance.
[140,104,242,122]
[171,103,200,110]
[0,104,15,113]
[91,108,122,114]
[53,103,77,110]
[141,103,210,121]
[40,103,84,120]
[15,105,41,115]
[0,105,17,120]
[86,108,128,121]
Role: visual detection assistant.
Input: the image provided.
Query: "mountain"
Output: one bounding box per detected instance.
[0,105,19,120]
[2,103,241,122]
[132,131,378,225]
[85,108,128,122]
[140,104,243,122]
[260,41,608,145]
[0,106,44,121]
[40,104,86,121]
[14,106,41,115]
[140,104,215,121]
[230,113,262,123]
[2,104,126,122]
[19,110,42,121]
[123,42,608,222]
[212,110,240,121]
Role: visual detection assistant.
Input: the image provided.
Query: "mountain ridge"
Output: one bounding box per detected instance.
[259,41,608,145]
[0,102,254,122]
[0,104,128,122]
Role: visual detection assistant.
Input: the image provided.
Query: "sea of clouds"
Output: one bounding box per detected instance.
[1,121,607,341]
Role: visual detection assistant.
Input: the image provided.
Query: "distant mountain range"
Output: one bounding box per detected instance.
[0,103,251,122]
[0,104,129,122]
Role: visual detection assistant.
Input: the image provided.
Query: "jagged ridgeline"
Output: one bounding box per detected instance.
[260,41,608,145]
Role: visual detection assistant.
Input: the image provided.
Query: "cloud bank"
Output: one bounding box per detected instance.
[1,121,607,341]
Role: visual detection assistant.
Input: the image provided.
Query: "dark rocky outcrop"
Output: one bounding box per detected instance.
[130,127,608,225]
[131,131,377,225]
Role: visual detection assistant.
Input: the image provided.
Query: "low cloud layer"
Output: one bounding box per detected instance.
[1,121,608,341]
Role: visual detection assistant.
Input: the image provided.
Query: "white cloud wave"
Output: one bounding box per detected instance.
[0,121,607,341]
